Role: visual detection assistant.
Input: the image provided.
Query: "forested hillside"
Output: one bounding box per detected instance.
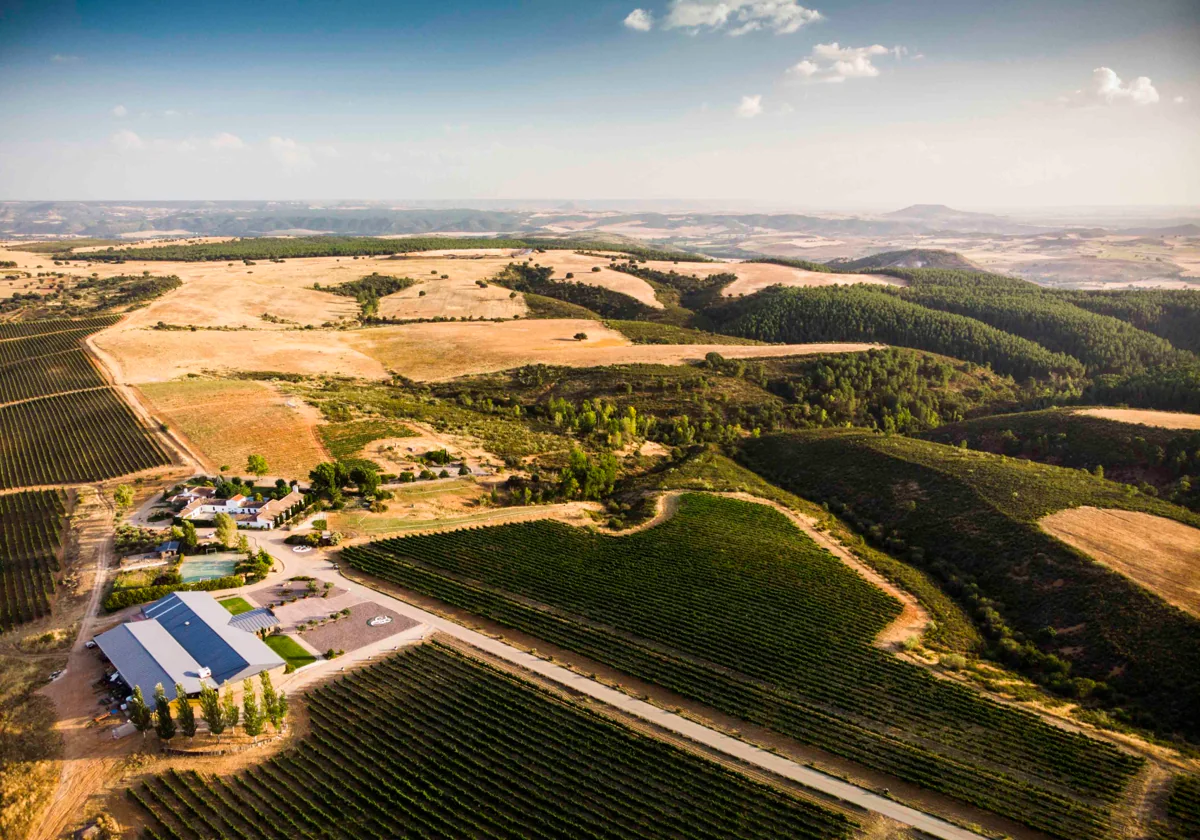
[923,408,1200,510]
[737,430,1200,740]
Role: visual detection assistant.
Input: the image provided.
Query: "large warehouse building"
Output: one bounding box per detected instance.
[96,591,285,700]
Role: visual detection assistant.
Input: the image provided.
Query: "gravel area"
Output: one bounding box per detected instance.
[299,602,420,654]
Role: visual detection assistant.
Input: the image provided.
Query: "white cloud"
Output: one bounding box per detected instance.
[736,94,764,118]
[1087,67,1159,105]
[788,42,901,83]
[111,104,128,118]
[624,8,654,31]
[110,129,144,151]
[50,54,79,63]
[314,144,340,159]
[665,1,821,35]
[371,151,394,163]
[789,59,819,77]
[1174,95,1186,104]
[163,109,181,117]
[210,132,246,150]
[268,136,315,171]
[175,140,197,153]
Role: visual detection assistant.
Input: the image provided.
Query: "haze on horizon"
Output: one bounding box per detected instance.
[1,0,1198,208]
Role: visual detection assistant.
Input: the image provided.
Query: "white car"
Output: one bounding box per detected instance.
[292,545,313,553]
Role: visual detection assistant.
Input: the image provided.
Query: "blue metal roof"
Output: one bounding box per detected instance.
[143,592,284,685]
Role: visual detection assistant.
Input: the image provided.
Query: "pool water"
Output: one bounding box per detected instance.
[179,556,238,583]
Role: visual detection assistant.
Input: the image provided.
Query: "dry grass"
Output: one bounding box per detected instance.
[1075,408,1200,431]
[92,327,389,383]
[377,277,526,320]
[345,319,880,381]
[707,263,905,297]
[0,653,63,840]
[139,379,329,477]
[1041,507,1200,618]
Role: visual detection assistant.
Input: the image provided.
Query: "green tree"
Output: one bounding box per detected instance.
[242,678,265,741]
[222,685,239,731]
[113,484,134,510]
[198,685,224,742]
[236,533,251,554]
[246,453,270,477]
[259,670,282,730]
[128,685,152,739]
[213,512,238,549]
[179,519,198,551]
[349,463,380,496]
[275,691,288,729]
[153,683,175,742]
[174,684,197,738]
[574,332,588,341]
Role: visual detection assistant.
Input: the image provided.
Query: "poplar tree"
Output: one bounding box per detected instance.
[153,683,175,742]
[198,685,225,742]
[242,678,264,741]
[174,683,197,738]
[259,670,279,730]
[128,685,152,739]
[222,685,240,731]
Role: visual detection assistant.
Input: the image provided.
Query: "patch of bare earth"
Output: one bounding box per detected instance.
[1041,507,1200,618]
[377,277,526,320]
[1075,407,1200,431]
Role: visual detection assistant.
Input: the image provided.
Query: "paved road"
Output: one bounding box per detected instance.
[256,534,987,840]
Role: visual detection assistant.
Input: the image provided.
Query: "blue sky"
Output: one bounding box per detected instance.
[1,0,1197,207]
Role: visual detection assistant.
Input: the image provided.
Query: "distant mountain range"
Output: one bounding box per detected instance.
[2,201,1196,244]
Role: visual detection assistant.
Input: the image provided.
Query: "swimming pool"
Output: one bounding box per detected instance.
[179,555,238,583]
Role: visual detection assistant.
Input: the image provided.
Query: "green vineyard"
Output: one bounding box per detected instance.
[0,314,119,340]
[0,349,107,405]
[129,642,856,840]
[0,389,170,489]
[0,490,68,630]
[0,315,172,489]
[341,494,1141,840]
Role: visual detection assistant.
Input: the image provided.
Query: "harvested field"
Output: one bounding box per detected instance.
[376,276,526,320]
[138,378,329,476]
[346,319,880,381]
[1075,408,1200,431]
[92,327,388,382]
[710,263,905,298]
[1041,506,1200,618]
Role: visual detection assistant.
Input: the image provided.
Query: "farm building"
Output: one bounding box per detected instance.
[178,490,305,530]
[95,591,284,701]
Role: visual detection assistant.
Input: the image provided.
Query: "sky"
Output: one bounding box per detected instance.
[1,0,1198,209]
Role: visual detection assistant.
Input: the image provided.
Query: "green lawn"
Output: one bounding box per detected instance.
[263,634,317,670]
[217,596,254,616]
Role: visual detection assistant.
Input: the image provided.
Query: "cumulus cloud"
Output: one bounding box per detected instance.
[665,0,821,35]
[110,129,144,151]
[111,104,128,118]
[735,94,764,118]
[268,136,315,171]
[1175,95,1186,104]
[210,132,246,150]
[789,42,902,83]
[1071,67,1159,106]
[624,8,654,31]
[1091,67,1159,105]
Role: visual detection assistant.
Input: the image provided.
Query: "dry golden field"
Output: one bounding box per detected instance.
[1075,407,1200,430]
[138,378,329,477]
[1041,507,1200,618]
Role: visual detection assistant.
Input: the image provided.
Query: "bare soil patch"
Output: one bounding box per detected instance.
[1075,407,1200,431]
[1041,507,1200,617]
[139,379,329,477]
